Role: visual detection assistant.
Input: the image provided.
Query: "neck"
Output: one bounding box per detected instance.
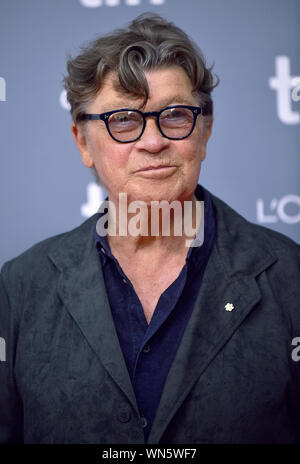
[96,192,203,258]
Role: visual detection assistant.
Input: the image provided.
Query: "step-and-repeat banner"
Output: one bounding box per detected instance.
[0,0,299,266]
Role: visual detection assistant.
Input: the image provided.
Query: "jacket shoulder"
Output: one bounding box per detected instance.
[1,214,98,285]
[210,192,300,256]
[210,192,300,327]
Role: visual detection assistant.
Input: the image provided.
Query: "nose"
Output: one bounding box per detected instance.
[134,117,170,154]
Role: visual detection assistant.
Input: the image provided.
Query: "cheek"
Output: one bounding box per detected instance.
[88,127,128,165]
[92,140,131,181]
[182,138,203,165]
[187,128,206,163]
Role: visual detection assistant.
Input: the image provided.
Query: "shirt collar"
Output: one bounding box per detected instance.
[185,184,216,267]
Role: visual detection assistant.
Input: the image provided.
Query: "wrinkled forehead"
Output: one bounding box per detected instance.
[109,71,143,105]
[93,66,198,111]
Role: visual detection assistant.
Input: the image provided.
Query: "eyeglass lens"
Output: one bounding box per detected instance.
[108,107,195,142]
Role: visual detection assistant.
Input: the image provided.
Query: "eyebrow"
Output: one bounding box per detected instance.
[101,96,195,113]
[157,96,194,107]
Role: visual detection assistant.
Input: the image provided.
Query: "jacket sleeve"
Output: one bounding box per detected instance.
[0,263,24,443]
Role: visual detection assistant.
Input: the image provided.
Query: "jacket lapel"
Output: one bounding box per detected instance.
[47,215,139,414]
[148,194,278,443]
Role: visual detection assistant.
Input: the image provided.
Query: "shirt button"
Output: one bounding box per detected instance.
[117,405,132,423]
[100,247,106,255]
[142,344,150,353]
[122,278,127,284]
[140,416,148,428]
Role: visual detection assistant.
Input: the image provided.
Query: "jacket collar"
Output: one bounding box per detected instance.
[47,188,278,443]
[47,214,139,414]
[148,192,278,443]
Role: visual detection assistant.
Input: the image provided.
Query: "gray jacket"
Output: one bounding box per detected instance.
[0,192,300,443]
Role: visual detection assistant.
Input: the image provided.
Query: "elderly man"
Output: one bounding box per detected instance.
[0,13,299,444]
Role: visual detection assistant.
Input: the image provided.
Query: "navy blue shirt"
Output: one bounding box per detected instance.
[94,184,216,441]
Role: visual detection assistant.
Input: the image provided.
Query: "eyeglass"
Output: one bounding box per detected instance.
[77,105,203,143]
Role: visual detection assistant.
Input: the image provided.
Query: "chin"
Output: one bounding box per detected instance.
[129,186,185,205]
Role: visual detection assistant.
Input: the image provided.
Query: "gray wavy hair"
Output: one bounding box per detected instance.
[64,12,218,119]
[63,12,218,184]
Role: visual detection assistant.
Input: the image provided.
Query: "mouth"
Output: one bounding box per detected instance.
[136,165,176,172]
[135,165,177,179]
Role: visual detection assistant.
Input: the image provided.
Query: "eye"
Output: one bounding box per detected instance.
[160,107,194,127]
[108,111,141,132]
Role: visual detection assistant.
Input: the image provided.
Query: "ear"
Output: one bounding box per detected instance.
[71,123,95,168]
[200,118,213,162]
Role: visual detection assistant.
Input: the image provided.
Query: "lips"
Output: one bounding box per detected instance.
[134,164,177,179]
[136,165,175,172]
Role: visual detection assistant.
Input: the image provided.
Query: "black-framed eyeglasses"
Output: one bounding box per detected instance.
[77,105,204,143]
